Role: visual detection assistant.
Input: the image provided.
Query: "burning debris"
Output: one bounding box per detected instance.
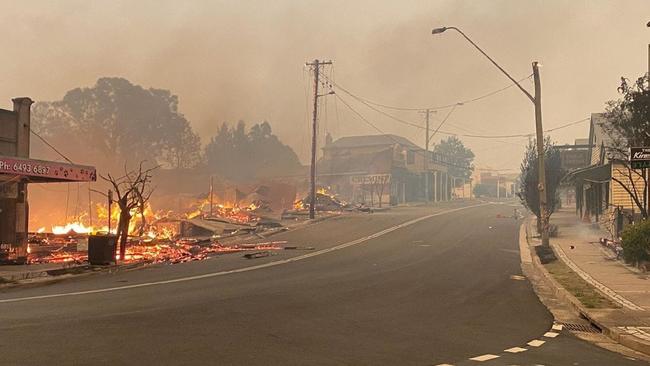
[26,234,288,265]
[292,188,347,211]
[21,178,319,267]
[25,189,291,266]
[285,187,369,218]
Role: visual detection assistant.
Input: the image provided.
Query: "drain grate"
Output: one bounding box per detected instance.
[558,322,601,333]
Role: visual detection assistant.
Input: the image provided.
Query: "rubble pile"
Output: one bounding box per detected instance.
[19,183,320,266]
[27,234,287,265]
[284,188,369,218]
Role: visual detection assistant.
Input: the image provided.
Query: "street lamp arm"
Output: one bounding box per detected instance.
[441,26,535,103]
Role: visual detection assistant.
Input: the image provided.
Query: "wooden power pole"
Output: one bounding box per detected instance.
[533,61,549,246]
[420,109,432,201]
[306,59,332,219]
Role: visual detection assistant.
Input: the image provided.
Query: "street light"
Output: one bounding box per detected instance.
[432,26,550,246]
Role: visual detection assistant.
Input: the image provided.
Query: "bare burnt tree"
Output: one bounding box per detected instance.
[603,75,650,219]
[101,162,158,260]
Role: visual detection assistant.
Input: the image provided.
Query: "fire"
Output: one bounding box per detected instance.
[184,198,258,224]
[52,222,93,235]
[37,193,261,245]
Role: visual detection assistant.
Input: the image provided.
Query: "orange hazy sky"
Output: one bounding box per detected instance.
[1,0,648,171]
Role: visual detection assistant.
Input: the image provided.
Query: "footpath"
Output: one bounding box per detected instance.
[525,207,650,355]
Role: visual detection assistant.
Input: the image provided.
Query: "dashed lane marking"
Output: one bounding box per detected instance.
[527,339,545,347]
[504,347,527,353]
[469,354,500,362]
[436,322,562,365]
[0,203,490,304]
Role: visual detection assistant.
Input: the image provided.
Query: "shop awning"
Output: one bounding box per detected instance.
[0,155,96,183]
[563,163,611,185]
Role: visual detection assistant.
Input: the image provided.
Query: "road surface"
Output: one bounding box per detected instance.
[0,201,646,365]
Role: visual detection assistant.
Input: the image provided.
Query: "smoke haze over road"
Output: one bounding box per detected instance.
[1,0,648,171]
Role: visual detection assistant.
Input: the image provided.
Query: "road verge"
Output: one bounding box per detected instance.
[521,217,650,356]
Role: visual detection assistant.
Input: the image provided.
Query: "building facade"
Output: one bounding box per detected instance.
[566,113,646,234]
[317,134,455,206]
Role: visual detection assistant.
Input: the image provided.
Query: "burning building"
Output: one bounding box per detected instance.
[0,98,96,263]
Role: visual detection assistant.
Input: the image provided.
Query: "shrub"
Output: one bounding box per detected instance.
[621,219,650,265]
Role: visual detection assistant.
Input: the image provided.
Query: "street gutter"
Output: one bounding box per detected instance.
[521,217,650,356]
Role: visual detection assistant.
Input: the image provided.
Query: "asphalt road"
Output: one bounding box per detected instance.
[0,200,647,365]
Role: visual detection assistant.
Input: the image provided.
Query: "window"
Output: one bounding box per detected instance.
[407,150,415,164]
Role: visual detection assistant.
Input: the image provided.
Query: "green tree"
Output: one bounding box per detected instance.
[603,75,650,219]
[621,218,650,265]
[518,137,565,232]
[434,136,474,183]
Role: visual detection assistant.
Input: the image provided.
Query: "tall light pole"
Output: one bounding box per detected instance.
[432,26,549,246]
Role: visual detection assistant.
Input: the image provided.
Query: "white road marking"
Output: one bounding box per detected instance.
[527,339,545,347]
[543,331,559,338]
[504,346,527,353]
[435,364,454,366]
[552,324,563,331]
[0,203,489,304]
[510,275,526,281]
[469,354,500,361]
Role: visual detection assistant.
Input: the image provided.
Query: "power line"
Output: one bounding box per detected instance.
[334,93,471,172]
[319,71,589,139]
[334,90,589,140]
[30,128,74,164]
[545,117,591,132]
[323,72,533,112]
[429,103,459,142]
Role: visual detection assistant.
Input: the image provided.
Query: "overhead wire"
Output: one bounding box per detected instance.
[429,103,459,142]
[323,73,533,112]
[30,128,74,164]
[319,71,589,140]
[330,87,589,139]
[334,93,471,172]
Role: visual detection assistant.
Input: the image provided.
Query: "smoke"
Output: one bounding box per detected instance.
[1,0,648,229]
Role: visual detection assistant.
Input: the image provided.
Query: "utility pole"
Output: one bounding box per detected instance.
[420,109,432,201]
[306,59,332,219]
[209,176,214,217]
[496,172,500,199]
[646,25,649,216]
[107,189,113,234]
[533,61,549,246]
[431,27,549,243]
[88,184,92,228]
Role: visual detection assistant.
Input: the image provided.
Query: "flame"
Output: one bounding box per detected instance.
[52,222,93,235]
[37,192,259,242]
